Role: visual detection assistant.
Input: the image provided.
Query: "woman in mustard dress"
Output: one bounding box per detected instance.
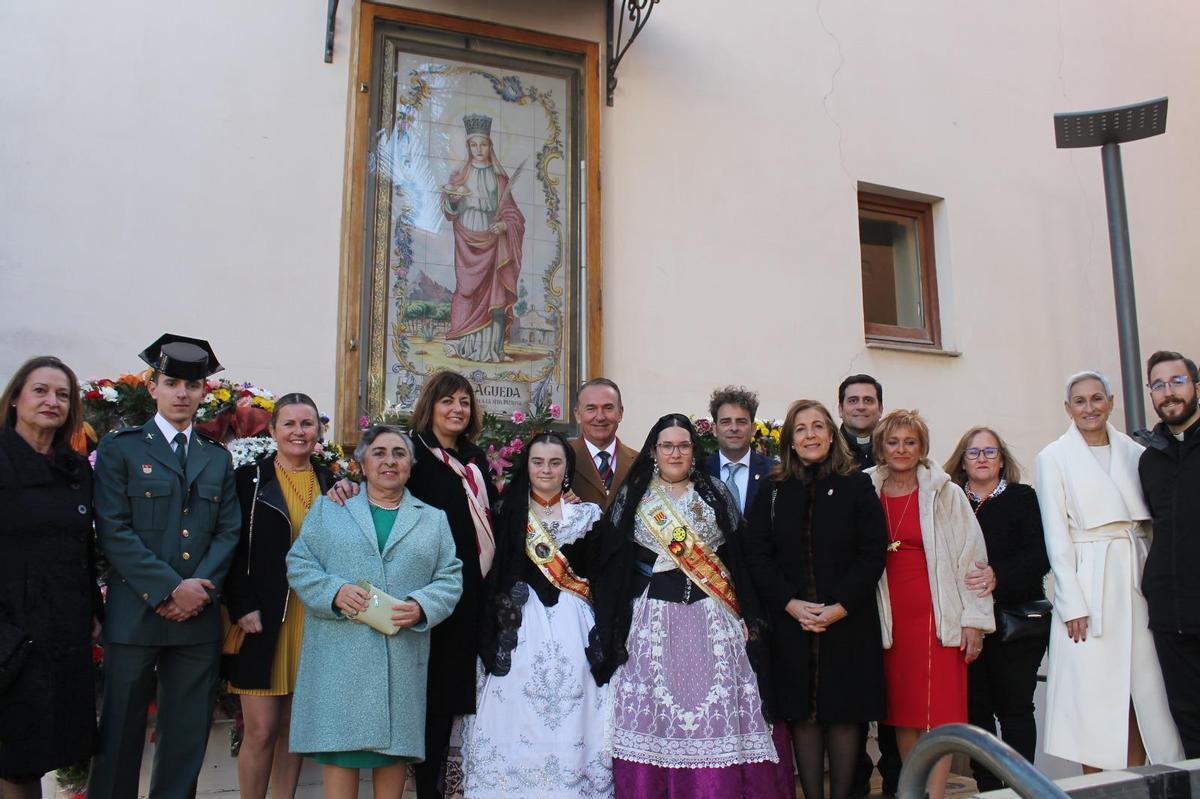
[224,394,336,799]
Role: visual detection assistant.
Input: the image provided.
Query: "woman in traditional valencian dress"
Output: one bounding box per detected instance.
[462,432,613,798]
[1036,371,1182,771]
[588,414,793,799]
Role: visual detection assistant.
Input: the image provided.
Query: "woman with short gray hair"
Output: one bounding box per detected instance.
[1036,371,1182,771]
[287,425,462,798]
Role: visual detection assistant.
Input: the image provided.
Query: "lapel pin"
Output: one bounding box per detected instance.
[146,432,155,441]
[754,474,761,481]
[142,464,153,474]
[827,488,834,495]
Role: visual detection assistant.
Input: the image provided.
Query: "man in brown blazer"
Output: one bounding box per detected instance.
[569,378,638,511]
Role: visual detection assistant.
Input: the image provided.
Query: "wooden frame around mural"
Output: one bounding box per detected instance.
[336,4,600,441]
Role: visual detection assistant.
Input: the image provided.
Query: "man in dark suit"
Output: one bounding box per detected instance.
[88,335,241,799]
[837,373,899,797]
[569,378,637,512]
[702,386,773,517]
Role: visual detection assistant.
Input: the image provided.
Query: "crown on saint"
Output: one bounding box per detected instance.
[463,113,493,137]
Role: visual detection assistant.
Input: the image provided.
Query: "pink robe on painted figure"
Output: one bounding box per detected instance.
[442,152,525,363]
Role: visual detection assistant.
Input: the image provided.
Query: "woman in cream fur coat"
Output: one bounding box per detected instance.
[867,409,994,799]
[1036,371,1182,771]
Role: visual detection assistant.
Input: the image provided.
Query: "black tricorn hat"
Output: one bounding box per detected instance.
[138,333,224,380]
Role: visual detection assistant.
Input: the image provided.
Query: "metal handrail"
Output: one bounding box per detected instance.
[897,724,1069,799]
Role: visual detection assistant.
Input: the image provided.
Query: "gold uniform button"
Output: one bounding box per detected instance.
[182,552,191,560]
[144,491,152,498]
[182,507,189,516]
[181,530,190,538]
[142,593,149,600]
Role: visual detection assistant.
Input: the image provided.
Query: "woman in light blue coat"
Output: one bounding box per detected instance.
[287,425,463,799]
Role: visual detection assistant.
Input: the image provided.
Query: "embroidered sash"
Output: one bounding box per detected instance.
[423,436,496,576]
[526,509,591,604]
[636,484,741,618]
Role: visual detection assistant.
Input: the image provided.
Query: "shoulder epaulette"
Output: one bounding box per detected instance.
[193,430,228,450]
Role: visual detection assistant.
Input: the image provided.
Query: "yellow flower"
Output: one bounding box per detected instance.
[213,388,232,402]
[252,396,274,411]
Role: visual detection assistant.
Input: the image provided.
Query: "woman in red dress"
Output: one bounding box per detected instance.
[866,410,994,799]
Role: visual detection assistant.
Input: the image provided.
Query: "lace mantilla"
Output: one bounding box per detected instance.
[551,501,602,547]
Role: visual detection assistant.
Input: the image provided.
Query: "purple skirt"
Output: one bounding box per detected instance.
[613,724,794,798]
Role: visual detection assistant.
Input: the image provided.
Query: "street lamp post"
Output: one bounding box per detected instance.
[1054,97,1168,432]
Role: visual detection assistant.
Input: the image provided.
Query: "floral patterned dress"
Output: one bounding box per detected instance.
[460,502,614,798]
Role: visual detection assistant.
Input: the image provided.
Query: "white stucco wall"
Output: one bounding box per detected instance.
[2,0,1198,474]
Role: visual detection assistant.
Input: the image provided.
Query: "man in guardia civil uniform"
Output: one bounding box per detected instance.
[88,334,241,799]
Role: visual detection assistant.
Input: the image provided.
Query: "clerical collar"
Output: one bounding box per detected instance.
[856,435,871,445]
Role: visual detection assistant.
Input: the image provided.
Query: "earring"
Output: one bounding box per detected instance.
[561,477,570,491]
[652,460,660,477]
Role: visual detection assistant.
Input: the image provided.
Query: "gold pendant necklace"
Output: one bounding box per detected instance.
[882,486,916,553]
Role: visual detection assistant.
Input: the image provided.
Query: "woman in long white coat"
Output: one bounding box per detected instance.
[1035,371,1182,771]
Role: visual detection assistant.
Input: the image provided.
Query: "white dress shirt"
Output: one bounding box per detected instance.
[584,438,618,474]
[154,412,193,456]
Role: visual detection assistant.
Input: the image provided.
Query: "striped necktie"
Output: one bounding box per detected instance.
[596,450,613,490]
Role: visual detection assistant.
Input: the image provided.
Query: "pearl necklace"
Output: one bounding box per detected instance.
[368,495,402,511]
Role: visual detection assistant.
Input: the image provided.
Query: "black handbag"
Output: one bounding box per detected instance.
[994,599,1052,643]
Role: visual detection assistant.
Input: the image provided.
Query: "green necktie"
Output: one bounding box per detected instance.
[173,432,188,471]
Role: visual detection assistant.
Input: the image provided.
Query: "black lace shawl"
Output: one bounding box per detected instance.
[584,472,777,717]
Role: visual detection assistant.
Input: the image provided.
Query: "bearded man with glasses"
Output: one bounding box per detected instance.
[1138,350,1200,758]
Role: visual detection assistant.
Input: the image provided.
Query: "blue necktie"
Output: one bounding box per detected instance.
[724,462,743,511]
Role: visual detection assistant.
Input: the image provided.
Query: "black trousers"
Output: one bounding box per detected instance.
[967,633,1047,791]
[413,713,454,799]
[1152,630,1200,759]
[853,723,900,795]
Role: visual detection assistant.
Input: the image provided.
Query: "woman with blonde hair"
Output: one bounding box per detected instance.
[868,409,992,799]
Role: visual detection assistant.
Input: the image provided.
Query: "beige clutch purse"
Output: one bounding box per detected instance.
[352,579,402,635]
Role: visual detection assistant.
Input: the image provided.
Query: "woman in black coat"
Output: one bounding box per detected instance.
[223,394,336,799]
[403,371,498,799]
[944,427,1049,792]
[0,357,100,797]
[743,399,888,799]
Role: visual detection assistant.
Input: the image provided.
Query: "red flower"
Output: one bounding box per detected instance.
[84,390,102,400]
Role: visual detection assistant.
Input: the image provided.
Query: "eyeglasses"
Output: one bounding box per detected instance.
[964,447,1000,461]
[656,442,694,454]
[1148,375,1193,393]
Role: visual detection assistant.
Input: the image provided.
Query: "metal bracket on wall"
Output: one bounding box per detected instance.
[606,0,661,106]
[325,0,340,63]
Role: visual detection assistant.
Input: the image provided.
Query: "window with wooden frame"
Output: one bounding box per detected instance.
[858,192,941,348]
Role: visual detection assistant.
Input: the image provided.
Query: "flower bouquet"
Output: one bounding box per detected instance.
[195,380,275,440]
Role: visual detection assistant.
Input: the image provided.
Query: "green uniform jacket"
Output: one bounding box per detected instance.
[94,419,241,645]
